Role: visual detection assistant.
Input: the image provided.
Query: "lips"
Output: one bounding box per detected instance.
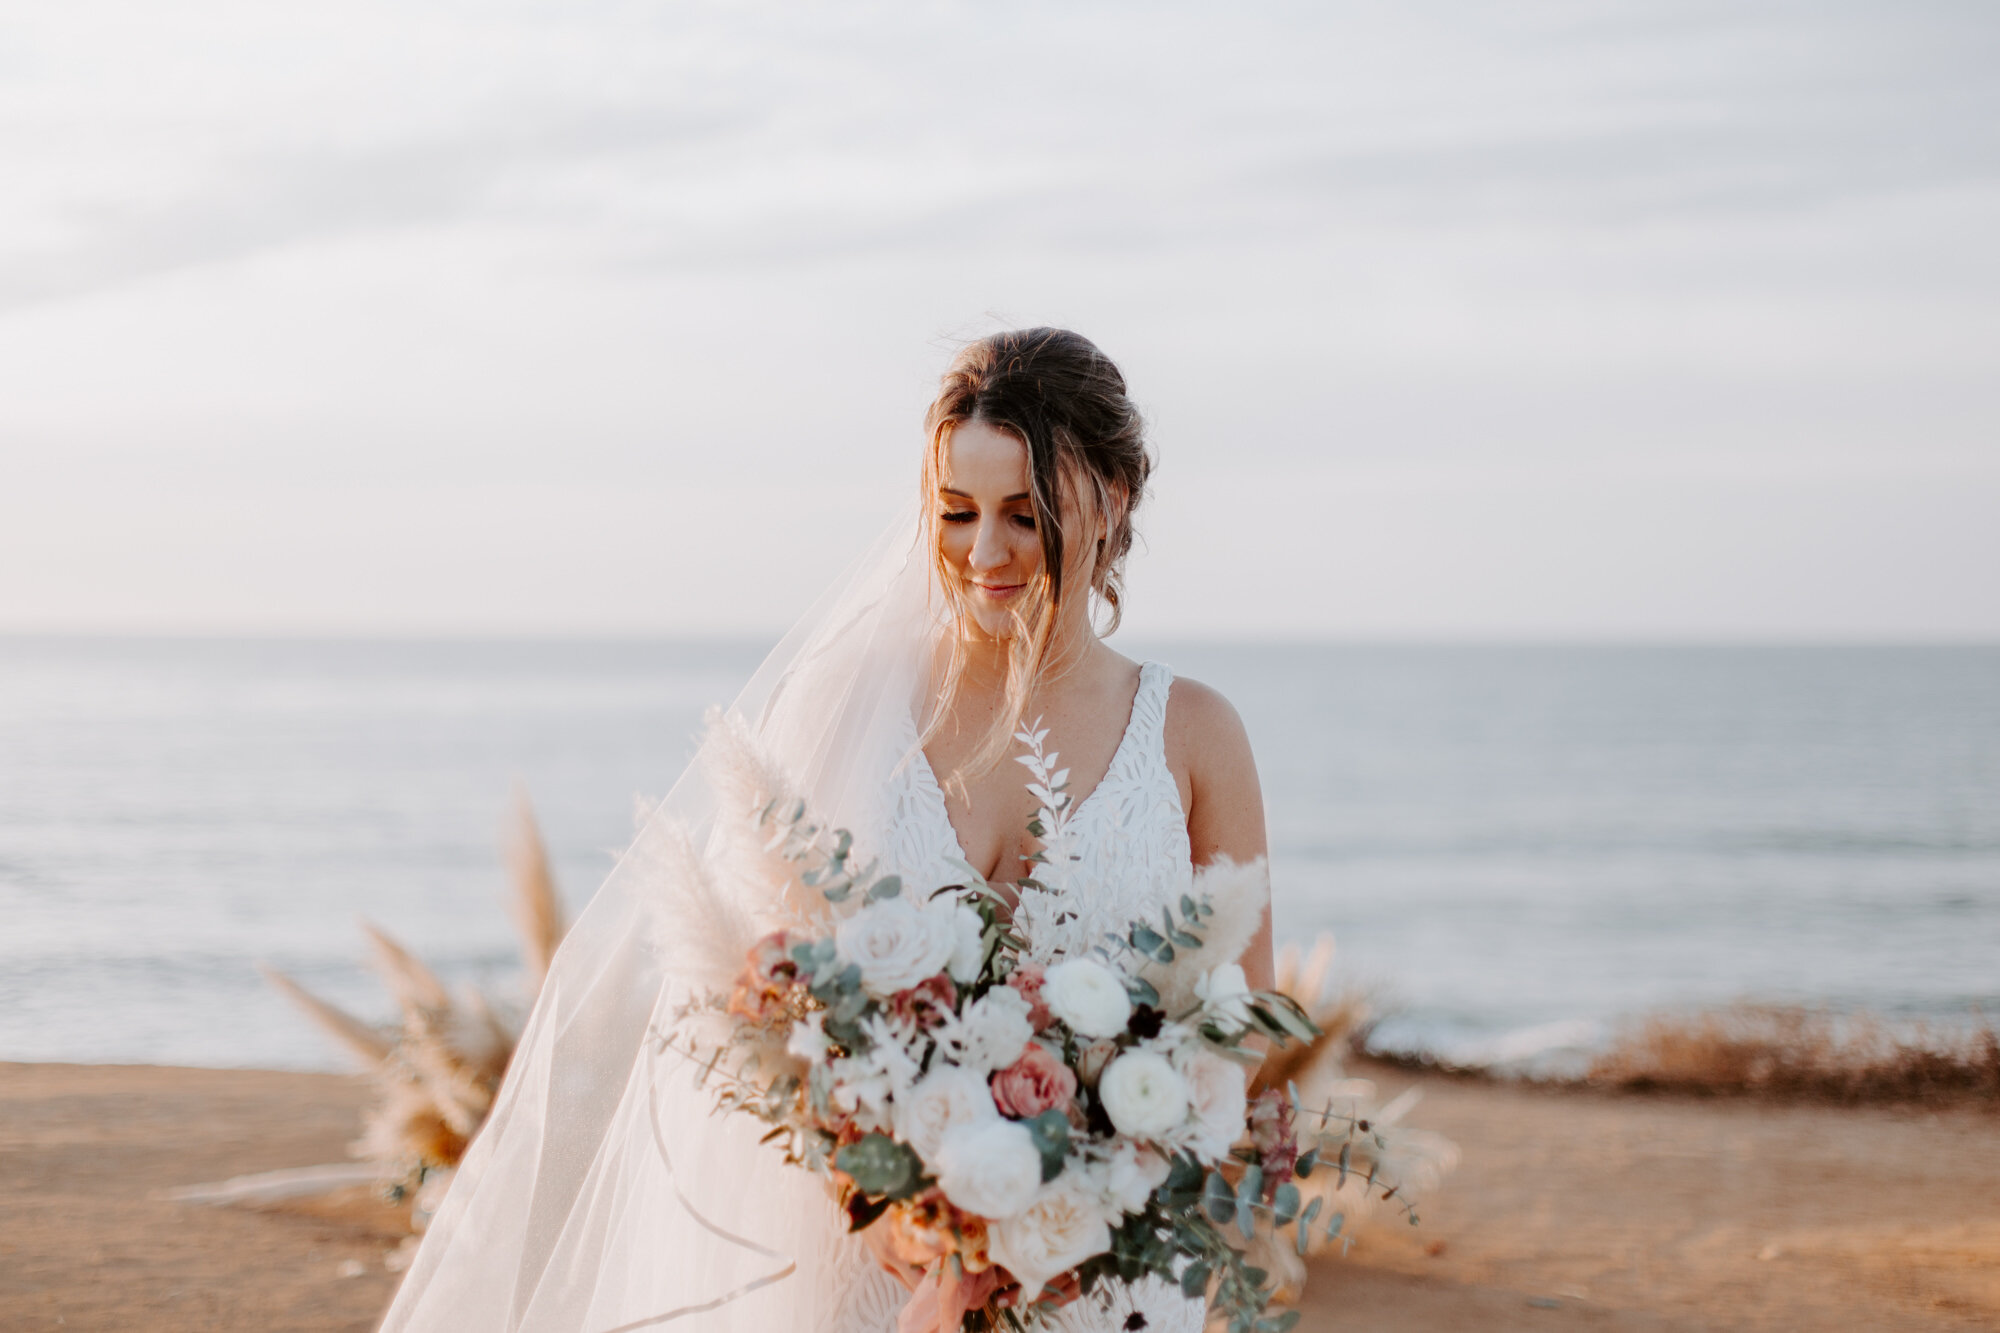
[972,581,1025,599]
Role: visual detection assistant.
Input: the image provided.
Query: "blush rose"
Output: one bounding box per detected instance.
[989,1041,1077,1119]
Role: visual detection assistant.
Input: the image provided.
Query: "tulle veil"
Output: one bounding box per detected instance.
[381,505,949,1332]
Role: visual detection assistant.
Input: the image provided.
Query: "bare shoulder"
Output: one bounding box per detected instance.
[1164,674,1253,756]
[1162,671,1267,871]
[1162,673,1259,795]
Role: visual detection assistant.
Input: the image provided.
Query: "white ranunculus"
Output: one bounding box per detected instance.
[934,1118,1043,1220]
[1097,1050,1189,1139]
[1177,1047,1249,1162]
[1041,959,1132,1038]
[894,1064,997,1164]
[989,1179,1113,1296]
[1194,962,1254,1032]
[834,898,956,996]
[945,902,986,984]
[952,986,1033,1072]
[785,1010,830,1065]
[1102,1141,1172,1216]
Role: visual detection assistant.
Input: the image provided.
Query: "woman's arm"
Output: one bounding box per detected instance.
[1166,678,1275,992]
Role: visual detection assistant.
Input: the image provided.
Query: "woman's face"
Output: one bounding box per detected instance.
[936,420,1045,640]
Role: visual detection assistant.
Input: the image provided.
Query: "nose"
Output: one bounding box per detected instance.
[968,515,1010,573]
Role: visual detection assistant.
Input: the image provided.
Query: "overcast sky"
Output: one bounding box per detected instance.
[1,0,1995,639]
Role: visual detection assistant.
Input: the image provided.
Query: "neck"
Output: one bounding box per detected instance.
[953,601,1099,690]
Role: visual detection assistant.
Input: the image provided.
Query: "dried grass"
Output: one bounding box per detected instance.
[263,789,570,1195]
[1588,1003,2000,1105]
[1254,932,1375,1096]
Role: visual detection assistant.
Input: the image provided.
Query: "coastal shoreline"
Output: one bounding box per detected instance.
[3,1060,1995,1331]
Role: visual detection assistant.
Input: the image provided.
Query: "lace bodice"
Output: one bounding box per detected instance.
[825,661,1205,1333]
[880,661,1194,946]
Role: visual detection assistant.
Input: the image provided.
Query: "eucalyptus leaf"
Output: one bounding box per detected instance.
[1235,1166,1262,1240]
[1295,1197,1323,1255]
[1272,1182,1300,1227]
[1203,1171,1235,1224]
[1026,1110,1069,1183]
[1179,1260,1210,1298]
[834,1134,921,1198]
[866,874,902,901]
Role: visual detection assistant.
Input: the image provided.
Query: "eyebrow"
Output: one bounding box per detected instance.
[939,487,1033,502]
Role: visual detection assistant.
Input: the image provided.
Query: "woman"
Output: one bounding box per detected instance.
[382,328,1275,1333]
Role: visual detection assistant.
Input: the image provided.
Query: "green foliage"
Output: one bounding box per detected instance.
[834,1133,923,1200]
[1025,1110,1069,1183]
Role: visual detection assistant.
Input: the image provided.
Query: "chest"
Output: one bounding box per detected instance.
[923,686,1136,884]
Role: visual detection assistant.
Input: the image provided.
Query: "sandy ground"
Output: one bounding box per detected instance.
[2,1061,1995,1332]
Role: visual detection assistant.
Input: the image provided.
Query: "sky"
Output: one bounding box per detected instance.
[1,0,1995,640]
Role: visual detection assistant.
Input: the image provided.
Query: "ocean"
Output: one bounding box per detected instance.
[2,636,1995,1072]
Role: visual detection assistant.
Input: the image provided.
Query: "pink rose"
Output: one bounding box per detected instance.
[989,1041,1078,1119]
[888,973,959,1029]
[727,930,800,1021]
[1007,962,1055,1031]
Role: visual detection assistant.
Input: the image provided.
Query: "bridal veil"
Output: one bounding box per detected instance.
[381,506,948,1332]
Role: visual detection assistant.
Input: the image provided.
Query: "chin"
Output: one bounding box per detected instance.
[966,613,1016,640]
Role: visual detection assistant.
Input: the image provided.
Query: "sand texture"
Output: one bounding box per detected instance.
[2,1060,1994,1331]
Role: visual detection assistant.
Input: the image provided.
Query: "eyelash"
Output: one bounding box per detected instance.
[939,511,1037,530]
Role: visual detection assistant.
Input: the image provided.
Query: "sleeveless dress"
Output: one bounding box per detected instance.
[821,661,1208,1333]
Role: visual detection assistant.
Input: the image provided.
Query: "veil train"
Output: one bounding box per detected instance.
[382,506,945,1332]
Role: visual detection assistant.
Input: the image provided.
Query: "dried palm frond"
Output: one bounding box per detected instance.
[505,785,566,991]
[256,964,393,1066]
[358,920,453,1015]
[1255,932,1374,1096]
[259,788,574,1208]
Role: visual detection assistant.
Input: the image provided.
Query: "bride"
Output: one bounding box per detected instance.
[382,328,1275,1333]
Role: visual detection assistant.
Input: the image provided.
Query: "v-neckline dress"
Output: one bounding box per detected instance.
[824,660,1208,1333]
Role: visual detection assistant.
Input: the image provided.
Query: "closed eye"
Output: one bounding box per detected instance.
[940,510,976,524]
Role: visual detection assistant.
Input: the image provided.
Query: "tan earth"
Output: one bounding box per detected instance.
[2,1060,1995,1332]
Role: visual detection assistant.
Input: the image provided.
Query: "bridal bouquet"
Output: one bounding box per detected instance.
[657,721,1415,1333]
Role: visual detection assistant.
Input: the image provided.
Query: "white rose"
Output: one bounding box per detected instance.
[894,1064,997,1164]
[989,1179,1113,1296]
[1041,959,1131,1038]
[1177,1048,1249,1162]
[785,1010,830,1064]
[945,902,986,984]
[834,898,955,995]
[934,1118,1043,1220]
[1103,1141,1172,1216]
[952,986,1033,1072]
[1097,1050,1189,1139]
[1194,962,1254,1032]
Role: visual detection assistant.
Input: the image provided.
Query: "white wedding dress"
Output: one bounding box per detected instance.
[381,515,1214,1333]
[820,661,1207,1333]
